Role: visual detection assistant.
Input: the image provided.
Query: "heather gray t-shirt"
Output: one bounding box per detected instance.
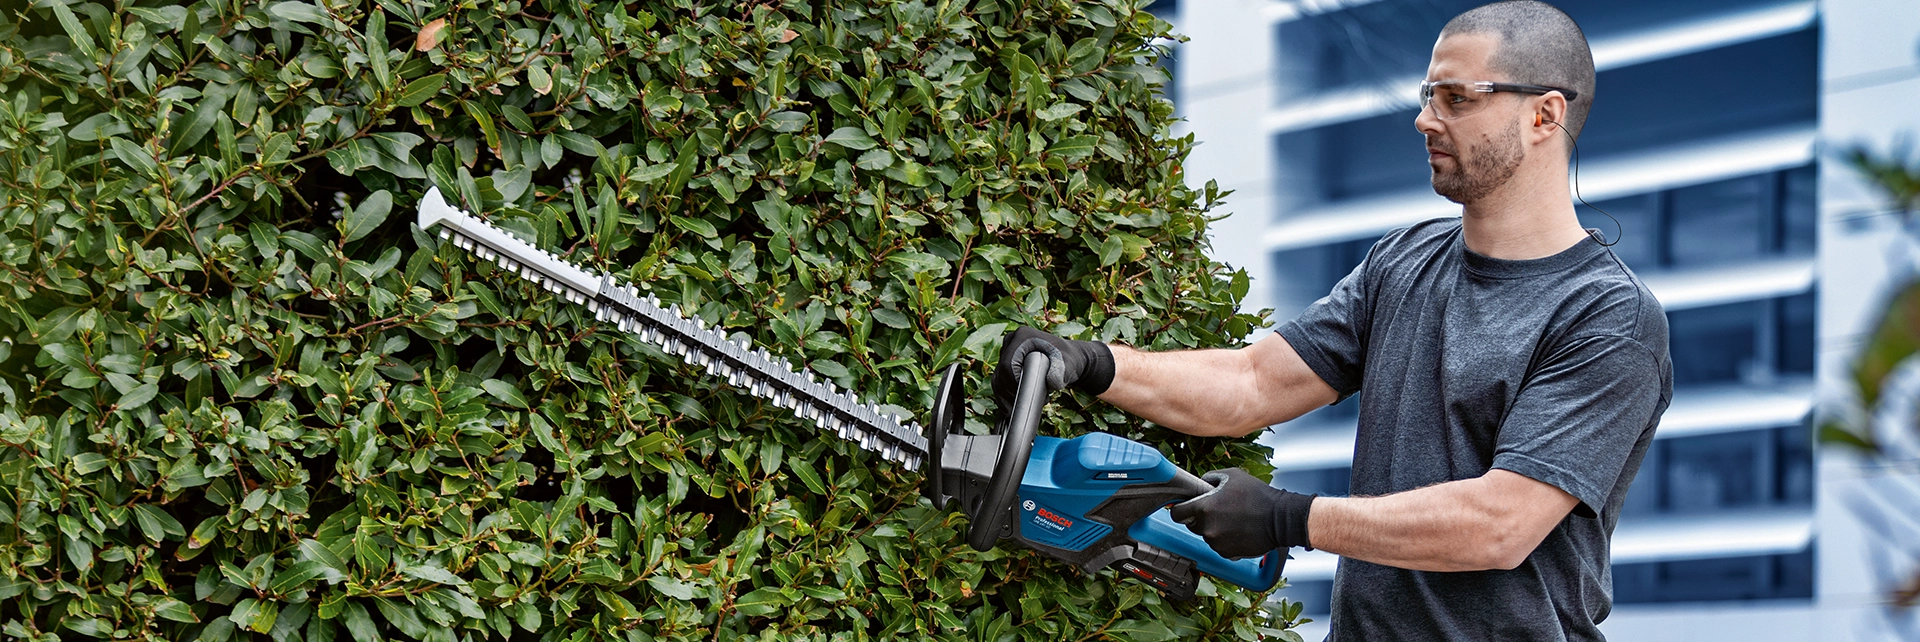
[1277,218,1672,641]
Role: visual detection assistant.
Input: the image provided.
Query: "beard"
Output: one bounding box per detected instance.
[1429,120,1524,204]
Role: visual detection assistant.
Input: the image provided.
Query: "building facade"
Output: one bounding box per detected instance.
[1168,0,1920,639]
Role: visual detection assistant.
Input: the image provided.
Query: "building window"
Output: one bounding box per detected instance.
[1578,165,1818,273]
[1621,425,1814,517]
[1670,174,1770,267]
[1668,301,1763,385]
[1612,547,1814,604]
[1665,291,1815,387]
[1270,235,1382,322]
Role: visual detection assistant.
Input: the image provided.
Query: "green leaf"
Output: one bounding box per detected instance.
[629,161,676,184]
[195,617,235,642]
[49,2,98,60]
[855,149,894,170]
[671,216,718,238]
[270,561,329,594]
[765,111,809,132]
[1037,102,1084,121]
[297,538,349,573]
[1048,135,1099,160]
[366,9,390,89]
[396,74,446,107]
[269,2,331,24]
[398,562,466,586]
[732,587,790,617]
[646,576,698,601]
[340,602,379,642]
[229,598,278,634]
[341,190,392,243]
[187,516,221,549]
[68,113,129,141]
[71,453,110,475]
[1105,620,1178,642]
[133,504,186,543]
[259,132,293,165]
[872,308,913,329]
[170,90,231,154]
[109,138,159,178]
[668,136,699,194]
[823,126,877,150]
[118,382,158,410]
[153,597,199,623]
[481,379,529,408]
[789,460,827,495]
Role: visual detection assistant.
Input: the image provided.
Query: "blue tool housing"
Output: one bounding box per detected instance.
[1014,433,1283,593]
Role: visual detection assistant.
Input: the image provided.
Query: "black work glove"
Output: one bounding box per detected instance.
[1169,468,1316,560]
[991,326,1116,412]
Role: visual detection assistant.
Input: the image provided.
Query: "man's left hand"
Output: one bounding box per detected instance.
[1170,468,1316,559]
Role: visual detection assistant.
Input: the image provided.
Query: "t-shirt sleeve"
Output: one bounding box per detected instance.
[1491,335,1665,519]
[1276,257,1373,400]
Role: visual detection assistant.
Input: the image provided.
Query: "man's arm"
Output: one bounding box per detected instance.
[1098,333,1339,438]
[1307,469,1580,571]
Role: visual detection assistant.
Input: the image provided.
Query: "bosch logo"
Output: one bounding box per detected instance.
[1023,500,1035,511]
[1035,507,1074,529]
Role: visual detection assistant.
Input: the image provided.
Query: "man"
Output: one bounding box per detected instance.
[992,2,1670,639]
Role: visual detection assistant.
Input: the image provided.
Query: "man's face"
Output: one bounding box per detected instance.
[1417,33,1527,204]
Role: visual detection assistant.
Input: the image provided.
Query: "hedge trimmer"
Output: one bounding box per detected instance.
[416,187,1284,600]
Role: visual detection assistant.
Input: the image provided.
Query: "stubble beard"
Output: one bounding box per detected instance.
[1429,120,1524,204]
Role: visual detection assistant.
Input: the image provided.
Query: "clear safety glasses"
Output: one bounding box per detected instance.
[1418,80,1580,120]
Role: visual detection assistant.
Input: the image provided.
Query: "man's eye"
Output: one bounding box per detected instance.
[1447,93,1469,104]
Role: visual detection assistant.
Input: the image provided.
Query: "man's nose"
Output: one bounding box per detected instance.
[1414,103,1445,137]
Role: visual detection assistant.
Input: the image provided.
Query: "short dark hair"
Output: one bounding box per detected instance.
[1439,1,1596,141]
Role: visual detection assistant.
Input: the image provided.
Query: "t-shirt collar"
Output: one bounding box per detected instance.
[1458,228,1609,279]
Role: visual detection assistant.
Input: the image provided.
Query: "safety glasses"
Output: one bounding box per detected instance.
[1418,80,1580,120]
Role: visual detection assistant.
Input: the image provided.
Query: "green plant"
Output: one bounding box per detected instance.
[1824,139,1920,455]
[0,0,1297,639]
[1823,138,1920,611]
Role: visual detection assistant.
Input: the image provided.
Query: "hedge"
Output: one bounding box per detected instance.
[0,0,1301,639]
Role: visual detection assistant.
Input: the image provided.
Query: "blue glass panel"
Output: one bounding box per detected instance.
[1612,547,1814,605]
[1781,164,1817,255]
[1669,175,1767,267]
[1270,236,1380,322]
[1668,301,1761,385]
[1318,110,1430,201]
[1663,431,1762,511]
[1779,290,1816,375]
[1775,423,1815,505]
[1576,29,1819,158]
[1578,193,1659,269]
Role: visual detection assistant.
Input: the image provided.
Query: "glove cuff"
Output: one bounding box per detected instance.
[1272,490,1317,551]
[1070,341,1115,396]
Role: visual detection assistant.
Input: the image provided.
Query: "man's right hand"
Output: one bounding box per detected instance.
[990,326,1116,412]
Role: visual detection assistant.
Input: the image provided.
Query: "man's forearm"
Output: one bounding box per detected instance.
[1098,337,1332,437]
[1307,470,1577,572]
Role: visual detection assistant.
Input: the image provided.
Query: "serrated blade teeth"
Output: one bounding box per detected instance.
[429,203,928,467]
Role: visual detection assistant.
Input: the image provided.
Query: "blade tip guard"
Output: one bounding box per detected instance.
[416,185,461,231]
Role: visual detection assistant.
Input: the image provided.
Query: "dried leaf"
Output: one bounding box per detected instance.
[415,18,447,52]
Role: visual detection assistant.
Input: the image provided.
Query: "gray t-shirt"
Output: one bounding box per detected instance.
[1277,218,1672,641]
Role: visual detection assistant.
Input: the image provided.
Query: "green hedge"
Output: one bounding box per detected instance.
[0,0,1300,639]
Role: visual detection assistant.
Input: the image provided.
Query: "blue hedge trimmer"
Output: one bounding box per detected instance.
[416,188,1284,600]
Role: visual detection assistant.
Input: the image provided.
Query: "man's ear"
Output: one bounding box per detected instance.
[1529,92,1570,144]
